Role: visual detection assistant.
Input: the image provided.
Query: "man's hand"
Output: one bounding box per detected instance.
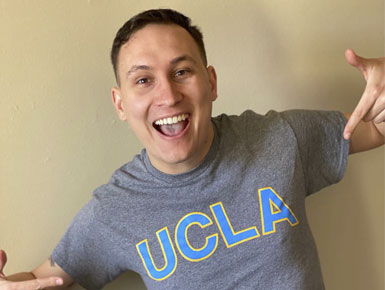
[0,250,63,289]
[343,49,385,140]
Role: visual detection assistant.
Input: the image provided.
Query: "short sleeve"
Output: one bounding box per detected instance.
[51,199,121,289]
[280,110,350,195]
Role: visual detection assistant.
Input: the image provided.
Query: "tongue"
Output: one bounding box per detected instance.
[159,120,187,137]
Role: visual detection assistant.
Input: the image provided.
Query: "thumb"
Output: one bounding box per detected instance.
[0,250,7,277]
[345,48,369,81]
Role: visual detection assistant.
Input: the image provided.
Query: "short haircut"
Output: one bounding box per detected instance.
[110,9,207,86]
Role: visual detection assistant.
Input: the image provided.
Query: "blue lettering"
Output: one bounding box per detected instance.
[259,187,299,235]
[136,227,177,281]
[210,202,259,247]
[175,212,218,261]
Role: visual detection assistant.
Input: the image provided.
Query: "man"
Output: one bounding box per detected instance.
[1,8,384,290]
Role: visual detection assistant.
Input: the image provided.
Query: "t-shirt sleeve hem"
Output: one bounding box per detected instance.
[51,249,96,290]
[333,111,350,184]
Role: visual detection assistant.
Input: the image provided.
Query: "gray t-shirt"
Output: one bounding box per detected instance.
[51,109,349,290]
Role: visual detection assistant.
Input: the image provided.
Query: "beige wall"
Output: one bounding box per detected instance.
[1,1,383,289]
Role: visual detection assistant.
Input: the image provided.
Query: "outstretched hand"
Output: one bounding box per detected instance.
[0,250,63,289]
[0,250,7,279]
[343,49,385,140]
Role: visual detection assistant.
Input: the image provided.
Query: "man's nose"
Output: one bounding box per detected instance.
[154,78,183,107]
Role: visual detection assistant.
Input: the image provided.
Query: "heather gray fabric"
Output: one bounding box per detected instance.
[51,109,349,290]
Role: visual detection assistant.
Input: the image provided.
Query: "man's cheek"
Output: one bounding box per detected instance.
[129,101,150,119]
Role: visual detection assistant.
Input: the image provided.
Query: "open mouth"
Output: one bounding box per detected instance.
[153,113,190,137]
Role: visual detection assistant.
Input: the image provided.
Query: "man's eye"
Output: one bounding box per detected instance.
[175,69,189,77]
[136,78,149,85]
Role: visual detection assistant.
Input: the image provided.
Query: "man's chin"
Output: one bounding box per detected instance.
[149,151,197,174]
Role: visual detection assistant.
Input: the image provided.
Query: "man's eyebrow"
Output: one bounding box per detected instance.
[125,55,196,79]
[170,55,197,65]
[126,65,151,78]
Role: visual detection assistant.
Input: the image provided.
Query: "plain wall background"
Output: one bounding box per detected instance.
[0,1,383,289]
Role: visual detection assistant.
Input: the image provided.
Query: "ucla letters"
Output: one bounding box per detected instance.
[136,187,299,281]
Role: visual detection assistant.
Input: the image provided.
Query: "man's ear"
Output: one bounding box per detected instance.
[207,66,218,101]
[111,87,127,121]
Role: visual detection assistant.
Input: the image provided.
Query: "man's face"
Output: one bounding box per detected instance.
[111,24,217,174]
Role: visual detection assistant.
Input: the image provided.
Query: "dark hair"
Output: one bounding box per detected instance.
[110,9,207,85]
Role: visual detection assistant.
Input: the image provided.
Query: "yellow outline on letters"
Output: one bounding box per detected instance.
[258,187,299,236]
[136,227,177,281]
[210,202,260,248]
[175,212,218,262]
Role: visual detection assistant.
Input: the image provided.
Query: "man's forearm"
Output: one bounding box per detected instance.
[6,272,70,289]
[6,271,36,282]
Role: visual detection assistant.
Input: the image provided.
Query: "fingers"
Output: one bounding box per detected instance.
[30,277,64,289]
[344,52,385,139]
[6,277,63,290]
[365,95,385,121]
[344,84,377,139]
[374,110,385,123]
[345,49,369,81]
[0,250,7,277]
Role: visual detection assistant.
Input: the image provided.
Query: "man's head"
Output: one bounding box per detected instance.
[111,9,208,87]
[110,9,217,175]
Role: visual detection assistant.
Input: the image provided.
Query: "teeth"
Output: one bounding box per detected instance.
[155,114,189,125]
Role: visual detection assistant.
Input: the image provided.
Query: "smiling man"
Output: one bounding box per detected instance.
[110,22,217,174]
[1,8,384,290]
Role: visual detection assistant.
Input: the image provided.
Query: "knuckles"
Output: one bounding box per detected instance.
[369,85,383,99]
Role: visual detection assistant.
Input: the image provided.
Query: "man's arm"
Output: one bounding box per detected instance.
[343,112,384,154]
[0,250,74,290]
[30,257,75,290]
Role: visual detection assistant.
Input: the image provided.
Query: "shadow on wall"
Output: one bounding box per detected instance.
[306,149,384,290]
